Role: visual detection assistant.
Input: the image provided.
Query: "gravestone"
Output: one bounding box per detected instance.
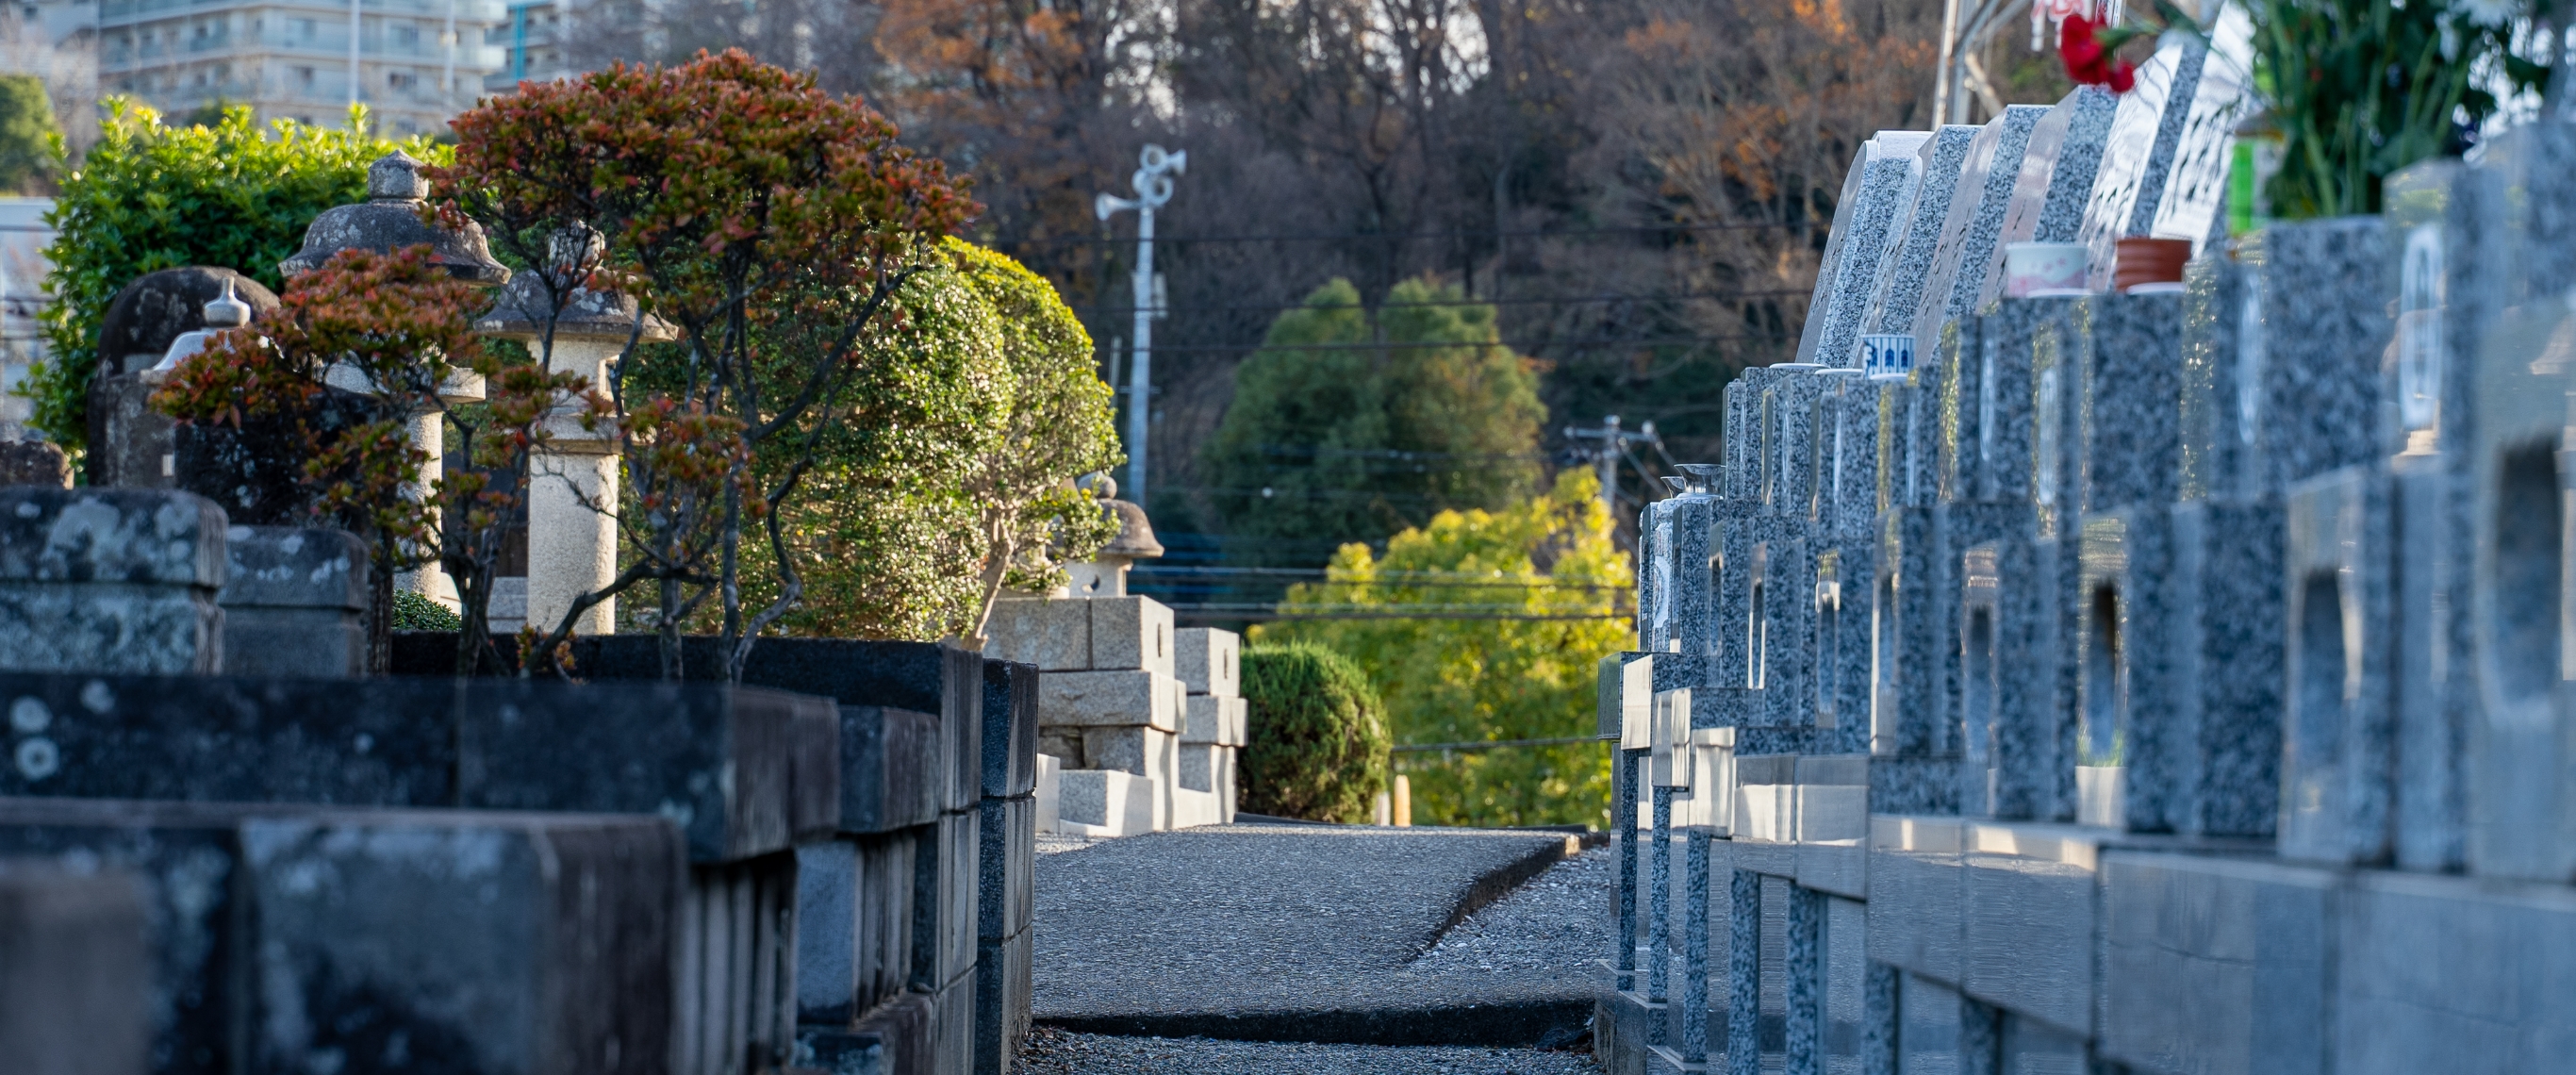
[1907,105,2052,349]
[1860,125,1981,337]
[1797,131,1933,368]
[1973,87,2121,313]
[84,267,280,490]
[2072,40,2214,288]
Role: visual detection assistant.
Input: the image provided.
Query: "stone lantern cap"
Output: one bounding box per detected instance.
[278,151,511,283]
[474,273,677,344]
[1089,476,1164,559]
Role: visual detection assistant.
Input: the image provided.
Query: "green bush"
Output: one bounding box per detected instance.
[26,99,446,450]
[391,590,461,631]
[1239,641,1391,823]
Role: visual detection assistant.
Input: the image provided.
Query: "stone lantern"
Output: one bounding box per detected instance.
[472,228,677,637]
[1064,476,1164,598]
[279,150,510,610]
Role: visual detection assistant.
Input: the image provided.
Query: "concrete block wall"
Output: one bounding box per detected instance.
[1601,61,2576,1075]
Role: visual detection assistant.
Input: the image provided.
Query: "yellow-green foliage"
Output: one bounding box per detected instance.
[1255,470,1630,828]
[1238,641,1392,822]
[719,239,1120,640]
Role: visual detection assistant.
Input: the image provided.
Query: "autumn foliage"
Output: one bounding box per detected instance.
[431,49,979,677]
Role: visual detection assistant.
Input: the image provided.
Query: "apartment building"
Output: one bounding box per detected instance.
[97,0,506,135]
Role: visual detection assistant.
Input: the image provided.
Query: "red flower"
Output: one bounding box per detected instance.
[2059,15,2137,93]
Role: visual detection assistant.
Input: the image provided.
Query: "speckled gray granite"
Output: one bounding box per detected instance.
[1801,133,1932,368]
[2280,465,2395,864]
[1911,106,2051,343]
[1014,1027,1600,1074]
[2257,218,2389,490]
[1974,86,2119,314]
[1862,126,1979,337]
[1033,824,1593,1046]
[2140,13,2254,245]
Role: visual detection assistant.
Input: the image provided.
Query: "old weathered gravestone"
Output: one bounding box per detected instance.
[84,267,280,489]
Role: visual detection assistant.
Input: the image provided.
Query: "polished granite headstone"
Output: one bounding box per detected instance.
[1909,106,2053,348]
[1861,126,1981,337]
[1799,131,1933,368]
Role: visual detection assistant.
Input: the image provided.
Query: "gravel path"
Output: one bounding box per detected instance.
[1033,823,1605,1047]
[1014,1026,1599,1075]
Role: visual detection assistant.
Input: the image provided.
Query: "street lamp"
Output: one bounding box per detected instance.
[1096,143,1186,507]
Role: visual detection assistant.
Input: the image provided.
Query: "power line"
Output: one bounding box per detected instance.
[1074,289,1809,317]
[1091,333,1794,355]
[1392,736,1602,752]
[1167,604,1630,621]
[985,220,1808,247]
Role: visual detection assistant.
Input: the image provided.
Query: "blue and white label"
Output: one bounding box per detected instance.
[1860,334,1915,381]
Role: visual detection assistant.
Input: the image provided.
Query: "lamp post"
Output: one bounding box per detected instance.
[1095,144,1186,507]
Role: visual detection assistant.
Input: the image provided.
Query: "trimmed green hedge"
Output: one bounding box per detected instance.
[1239,642,1390,823]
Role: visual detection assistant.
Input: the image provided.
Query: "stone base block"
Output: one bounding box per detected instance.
[0,584,223,675]
[1174,626,1239,697]
[0,863,148,1075]
[1076,724,1176,784]
[681,852,801,1073]
[1039,669,1181,731]
[1049,769,1155,836]
[2099,851,2333,1075]
[1182,693,1247,745]
[841,705,942,835]
[1595,988,1663,1075]
[980,659,1038,799]
[1088,596,1176,678]
[984,599,1089,671]
[1172,786,1224,830]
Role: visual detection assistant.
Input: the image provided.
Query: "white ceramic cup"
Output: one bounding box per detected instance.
[2003,241,2090,298]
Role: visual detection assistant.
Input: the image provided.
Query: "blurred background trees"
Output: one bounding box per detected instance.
[547,0,1940,550]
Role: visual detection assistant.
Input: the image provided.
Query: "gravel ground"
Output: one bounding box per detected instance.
[1033,824,1604,1046]
[1406,845,1609,977]
[1014,1026,1600,1075]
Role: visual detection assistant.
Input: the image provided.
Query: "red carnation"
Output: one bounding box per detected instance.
[2059,15,2137,93]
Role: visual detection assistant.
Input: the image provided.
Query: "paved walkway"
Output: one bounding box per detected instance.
[1032,822,1608,1062]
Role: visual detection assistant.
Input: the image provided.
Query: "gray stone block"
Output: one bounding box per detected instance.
[1181,693,1246,746]
[2072,39,2215,288]
[981,660,1038,800]
[2337,868,2576,1075]
[976,796,1032,941]
[85,374,174,491]
[1909,105,2051,342]
[1984,87,2120,310]
[2259,218,2392,489]
[0,863,149,1075]
[1089,596,1174,677]
[216,525,370,678]
[803,990,932,1074]
[842,706,943,835]
[0,671,834,864]
[1078,724,1175,778]
[983,599,1088,671]
[1859,124,1980,338]
[913,810,981,996]
[1038,669,1180,731]
[2097,851,2333,1075]
[1172,626,1238,697]
[1864,817,1964,985]
[677,852,801,1071]
[2280,465,2397,863]
[972,929,1032,1075]
[1959,841,2093,1036]
[2167,495,2287,838]
[0,797,681,1075]
[1798,131,1933,368]
[0,488,229,675]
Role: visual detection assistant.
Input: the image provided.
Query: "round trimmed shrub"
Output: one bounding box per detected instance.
[1239,642,1391,823]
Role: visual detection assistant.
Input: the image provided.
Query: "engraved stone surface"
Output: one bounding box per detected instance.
[1910,106,2052,345]
[1798,131,1932,368]
[1861,125,1980,337]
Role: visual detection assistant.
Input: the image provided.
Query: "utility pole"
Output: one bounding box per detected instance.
[1563,415,1662,533]
[1095,144,1187,506]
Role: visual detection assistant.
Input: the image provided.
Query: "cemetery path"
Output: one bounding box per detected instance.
[1031,822,1607,1061]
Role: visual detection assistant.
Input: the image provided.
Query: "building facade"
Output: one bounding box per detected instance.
[97,0,504,135]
